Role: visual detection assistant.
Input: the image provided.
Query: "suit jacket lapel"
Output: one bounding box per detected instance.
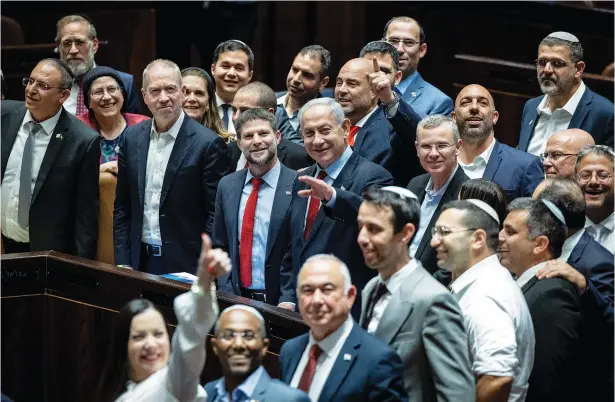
[285,335,309,383]
[160,121,195,207]
[520,103,540,151]
[137,122,151,209]
[265,166,294,260]
[404,73,425,106]
[296,165,317,245]
[521,275,538,294]
[1,106,26,179]
[251,369,272,401]
[229,170,247,270]
[567,231,589,266]
[483,141,503,181]
[569,88,592,129]
[353,108,381,152]
[31,109,70,205]
[318,325,361,402]
[359,278,377,326]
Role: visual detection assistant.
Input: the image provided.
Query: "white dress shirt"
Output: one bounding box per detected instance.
[515,261,548,290]
[235,145,248,172]
[459,137,496,179]
[290,315,354,401]
[142,112,185,245]
[216,93,236,136]
[116,284,218,401]
[586,212,614,254]
[559,229,586,262]
[527,81,586,156]
[1,108,62,242]
[366,258,418,334]
[452,254,535,402]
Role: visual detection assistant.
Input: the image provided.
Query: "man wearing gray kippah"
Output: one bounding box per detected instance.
[519,31,614,155]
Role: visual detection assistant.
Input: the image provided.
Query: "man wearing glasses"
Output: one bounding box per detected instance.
[542,128,595,178]
[1,58,100,258]
[407,114,469,274]
[382,16,453,117]
[519,31,614,155]
[55,15,141,115]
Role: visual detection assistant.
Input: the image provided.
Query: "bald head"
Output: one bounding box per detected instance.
[455,84,494,106]
[335,58,377,123]
[543,129,595,179]
[452,84,499,144]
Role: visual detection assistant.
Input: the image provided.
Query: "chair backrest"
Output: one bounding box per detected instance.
[97,171,116,265]
[1,16,25,46]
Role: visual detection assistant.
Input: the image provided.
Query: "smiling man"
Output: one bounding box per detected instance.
[206,305,310,402]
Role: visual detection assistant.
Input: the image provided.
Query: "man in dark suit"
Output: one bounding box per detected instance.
[286,97,394,317]
[114,59,229,275]
[382,17,453,117]
[276,45,331,144]
[206,305,311,402]
[407,115,468,274]
[357,188,475,401]
[452,84,544,200]
[212,108,297,307]
[334,58,393,171]
[519,32,614,154]
[1,58,99,258]
[499,198,583,402]
[55,15,141,114]
[228,82,312,172]
[280,254,407,402]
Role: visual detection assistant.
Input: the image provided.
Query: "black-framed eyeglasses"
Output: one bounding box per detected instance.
[217,329,259,342]
[535,58,570,69]
[431,227,478,238]
[577,170,613,184]
[22,77,67,92]
[540,151,578,162]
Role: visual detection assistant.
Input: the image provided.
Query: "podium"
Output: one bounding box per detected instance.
[1,251,308,402]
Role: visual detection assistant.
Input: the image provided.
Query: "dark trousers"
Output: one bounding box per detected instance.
[139,243,167,276]
[2,234,30,253]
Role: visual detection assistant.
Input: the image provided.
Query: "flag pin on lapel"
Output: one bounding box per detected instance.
[529,120,533,125]
[341,186,346,190]
[56,133,63,139]
[285,190,291,195]
[410,92,417,97]
[343,353,352,361]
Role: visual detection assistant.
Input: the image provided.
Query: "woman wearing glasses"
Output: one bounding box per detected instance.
[77,66,149,174]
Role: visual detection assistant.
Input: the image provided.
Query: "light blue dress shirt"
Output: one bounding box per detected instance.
[238,161,281,290]
[395,70,418,97]
[409,166,458,256]
[310,146,353,216]
[213,365,265,402]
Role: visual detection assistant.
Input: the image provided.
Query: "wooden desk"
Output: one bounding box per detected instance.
[1,251,308,402]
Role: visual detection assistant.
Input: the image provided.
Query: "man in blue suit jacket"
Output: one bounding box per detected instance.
[55,15,142,114]
[280,254,407,402]
[453,84,544,200]
[114,60,229,275]
[518,32,614,155]
[212,108,297,307]
[382,17,452,117]
[285,98,394,317]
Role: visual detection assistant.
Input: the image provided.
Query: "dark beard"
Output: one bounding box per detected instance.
[458,121,491,144]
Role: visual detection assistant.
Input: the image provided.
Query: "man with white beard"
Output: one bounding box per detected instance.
[54,15,142,115]
[518,31,614,155]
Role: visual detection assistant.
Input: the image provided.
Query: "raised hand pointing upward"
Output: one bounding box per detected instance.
[367,57,396,104]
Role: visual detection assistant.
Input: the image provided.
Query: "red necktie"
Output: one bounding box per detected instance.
[304,170,327,240]
[298,344,323,392]
[239,177,263,287]
[76,84,87,116]
[347,125,360,146]
[244,161,249,169]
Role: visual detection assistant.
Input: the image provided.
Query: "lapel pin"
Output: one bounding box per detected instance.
[343,353,352,361]
[285,190,291,195]
[55,133,63,139]
[341,185,346,190]
[529,120,533,125]
[410,92,417,97]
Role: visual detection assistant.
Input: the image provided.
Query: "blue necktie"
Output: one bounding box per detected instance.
[221,104,230,130]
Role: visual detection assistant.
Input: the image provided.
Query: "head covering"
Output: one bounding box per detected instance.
[467,199,500,224]
[81,66,127,111]
[381,186,419,200]
[540,199,567,226]
[546,31,580,43]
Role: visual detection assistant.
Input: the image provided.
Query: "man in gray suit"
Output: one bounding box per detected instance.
[356,186,475,401]
[205,305,311,402]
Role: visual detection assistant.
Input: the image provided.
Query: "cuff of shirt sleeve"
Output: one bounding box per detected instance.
[323,188,337,208]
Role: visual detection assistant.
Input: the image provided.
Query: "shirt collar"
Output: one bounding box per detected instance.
[215,365,265,401]
[451,254,501,293]
[516,261,548,289]
[23,108,63,136]
[600,212,614,231]
[458,137,496,168]
[277,93,287,106]
[308,315,354,358]
[216,92,230,108]
[396,70,418,95]
[318,146,353,181]
[425,165,458,197]
[245,159,281,189]
[537,81,586,116]
[378,258,418,295]
[560,229,586,262]
[150,110,185,139]
[354,105,378,128]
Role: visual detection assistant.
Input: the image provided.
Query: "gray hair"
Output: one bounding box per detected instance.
[55,15,97,42]
[298,97,345,128]
[300,254,352,293]
[142,59,182,90]
[576,144,615,169]
[214,305,267,339]
[539,36,584,64]
[234,107,277,140]
[417,114,460,142]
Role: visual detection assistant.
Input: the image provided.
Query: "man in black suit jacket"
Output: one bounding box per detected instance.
[286,97,394,317]
[1,59,99,258]
[114,59,229,275]
[227,82,312,172]
[407,115,468,274]
[212,108,297,307]
[499,198,583,402]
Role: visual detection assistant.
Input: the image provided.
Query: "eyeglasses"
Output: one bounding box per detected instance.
[536,58,570,69]
[22,77,67,92]
[60,39,91,49]
[417,143,456,154]
[540,151,578,162]
[91,86,120,100]
[385,38,420,48]
[217,329,259,342]
[431,227,478,238]
[577,170,613,184]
